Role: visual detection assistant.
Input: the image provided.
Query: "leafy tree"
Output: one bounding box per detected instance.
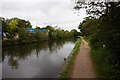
[8,19,18,38]
[35,29,43,40]
[74,1,120,17]
[70,29,79,37]
[35,26,41,29]
[26,20,32,28]
[18,29,33,43]
[76,1,120,78]
[0,17,9,33]
[18,19,32,29]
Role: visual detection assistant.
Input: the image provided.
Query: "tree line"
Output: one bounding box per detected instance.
[76,1,120,78]
[1,17,80,45]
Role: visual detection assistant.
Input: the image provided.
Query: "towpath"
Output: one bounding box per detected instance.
[69,37,96,78]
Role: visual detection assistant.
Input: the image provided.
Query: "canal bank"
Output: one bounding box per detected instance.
[59,37,96,78]
[2,38,49,46]
[58,37,81,78]
[2,37,77,47]
[69,37,96,78]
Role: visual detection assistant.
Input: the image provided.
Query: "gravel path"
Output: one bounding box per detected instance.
[69,37,96,78]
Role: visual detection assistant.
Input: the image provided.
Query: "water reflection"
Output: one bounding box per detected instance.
[2,38,77,78]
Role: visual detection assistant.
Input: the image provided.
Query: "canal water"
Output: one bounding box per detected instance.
[2,38,78,78]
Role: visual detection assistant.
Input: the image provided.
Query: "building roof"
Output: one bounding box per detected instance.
[24,29,48,33]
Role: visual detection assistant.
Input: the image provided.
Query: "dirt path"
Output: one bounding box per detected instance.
[69,37,96,78]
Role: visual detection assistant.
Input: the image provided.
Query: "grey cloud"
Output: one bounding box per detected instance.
[1,0,87,31]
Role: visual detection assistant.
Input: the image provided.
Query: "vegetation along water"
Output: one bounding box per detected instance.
[1,17,80,46]
[75,1,120,78]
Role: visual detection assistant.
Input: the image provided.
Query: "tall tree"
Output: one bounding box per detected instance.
[76,1,120,78]
[0,17,9,33]
[18,19,32,29]
[8,19,18,36]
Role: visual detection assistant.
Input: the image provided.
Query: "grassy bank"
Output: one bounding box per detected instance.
[2,37,77,46]
[84,37,117,78]
[59,37,81,78]
[90,48,114,78]
[2,38,49,46]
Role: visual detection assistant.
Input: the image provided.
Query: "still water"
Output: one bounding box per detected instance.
[2,38,78,78]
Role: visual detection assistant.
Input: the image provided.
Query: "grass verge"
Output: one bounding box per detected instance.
[90,48,114,78]
[59,37,81,79]
[84,37,115,78]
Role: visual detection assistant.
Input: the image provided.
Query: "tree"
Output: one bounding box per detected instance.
[0,17,9,33]
[74,1,120,17]
[76,1,120,78]
[18,19,32,29]
[35,26,41,29]
[26,20,32,28]
[70,29,79,37]
[34,29,43,40]
[8,19,18,37]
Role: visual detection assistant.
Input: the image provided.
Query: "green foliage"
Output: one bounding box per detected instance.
[18,19,32,29]
[44,26,80,39]
[18,29,33,43]
[59,38,81,78]
[35,26,41,29]
[9,19,18,30]
[77,2,120,78]
[0,17,9,32]
[91,47,114,78]
[1,17,32,39]
[35,29,44,40]
[2,17,80,45]
[70,29,79,37]
[18,29,49,43]
[7,19,18,38]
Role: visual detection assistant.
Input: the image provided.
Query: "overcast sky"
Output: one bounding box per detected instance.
[0,0,87,31]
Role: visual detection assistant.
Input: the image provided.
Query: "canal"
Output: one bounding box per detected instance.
[2,38,78,78]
